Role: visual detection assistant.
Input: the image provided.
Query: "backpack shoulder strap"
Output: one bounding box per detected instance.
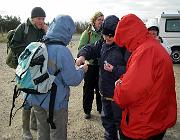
[159,36,163,43]
[11,23,29,44]
[22,23,29,40]
[24,23,29,34]
[87,24,92,44]
[87,31,92,44]
[46,40,65,46]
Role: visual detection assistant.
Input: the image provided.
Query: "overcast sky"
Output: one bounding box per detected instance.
[0,0,180,23]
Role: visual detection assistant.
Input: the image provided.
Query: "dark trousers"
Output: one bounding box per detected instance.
[83,65,102,114]
[120,131,166,140]
[101,97,122,140]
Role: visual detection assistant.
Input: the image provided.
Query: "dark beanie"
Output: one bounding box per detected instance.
[31,7,46,18]
[102,15,119,37]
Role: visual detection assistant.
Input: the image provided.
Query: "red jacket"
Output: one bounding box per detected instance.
[113,14,177,139]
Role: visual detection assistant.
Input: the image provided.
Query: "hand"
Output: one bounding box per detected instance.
[76,56,85,66]
[80,63,88,73]
[43,24,48,33]
[115,79,122,86]
[104,62,113,72]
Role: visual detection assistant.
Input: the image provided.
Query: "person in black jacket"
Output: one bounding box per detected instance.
[10,7,48,140]
[76,15,130,140]
[78,12,104,119]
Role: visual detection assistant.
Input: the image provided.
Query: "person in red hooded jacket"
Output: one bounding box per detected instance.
[113,14,177,140]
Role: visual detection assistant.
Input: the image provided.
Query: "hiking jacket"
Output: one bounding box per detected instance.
[78,40,130,98]
[113,14,177,139]
[11,18,45,56]
[78,25,102,65]
[31,15,85,110]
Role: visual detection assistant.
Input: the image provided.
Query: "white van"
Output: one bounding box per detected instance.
[159,11,180,63]
[146,11,180,63]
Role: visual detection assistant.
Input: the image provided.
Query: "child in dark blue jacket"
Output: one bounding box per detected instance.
[76,15,130,140]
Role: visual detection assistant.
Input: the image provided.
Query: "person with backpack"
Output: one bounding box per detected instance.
[29,15,88,140]
[8,7,47,140]
[76,15,130,140]
[113,14,177,140]
[78,11,104,119]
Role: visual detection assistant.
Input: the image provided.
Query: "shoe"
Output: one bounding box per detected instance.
[84,114,91,119]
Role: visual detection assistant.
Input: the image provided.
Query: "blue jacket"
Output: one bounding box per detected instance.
[78,40,130,98]
[31,15,85,110]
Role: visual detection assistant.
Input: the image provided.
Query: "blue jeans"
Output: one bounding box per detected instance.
[101,97,122,140]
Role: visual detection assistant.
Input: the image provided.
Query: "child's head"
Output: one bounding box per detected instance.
[102,15,119,45]
[148,26,159,38]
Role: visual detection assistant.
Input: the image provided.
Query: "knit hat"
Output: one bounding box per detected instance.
[31,7,46,18]
[90,11,104,24]
[102,15,119,37]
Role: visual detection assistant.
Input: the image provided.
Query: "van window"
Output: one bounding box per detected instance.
[165,19,180,32]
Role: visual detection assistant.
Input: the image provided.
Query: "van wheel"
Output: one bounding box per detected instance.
[171,50,180,63]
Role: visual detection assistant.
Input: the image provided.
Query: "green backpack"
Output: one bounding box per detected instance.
[6,24,29,69]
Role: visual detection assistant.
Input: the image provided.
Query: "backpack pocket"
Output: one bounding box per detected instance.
[6,48,18,69]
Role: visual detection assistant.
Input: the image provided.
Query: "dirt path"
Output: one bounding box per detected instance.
[0,35,179,140]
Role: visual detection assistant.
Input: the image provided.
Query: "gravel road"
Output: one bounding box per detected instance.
[0,35,179,140]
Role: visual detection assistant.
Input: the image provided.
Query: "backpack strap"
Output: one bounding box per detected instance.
[159,36,163,43]
[41,38,65,46]
[47,82,57,129]
[24,23,29,34]
[22,23,29,41]
[87,31,92,44]
[9,85,19,126]
[46,40,65,46]
[9,85,29,126]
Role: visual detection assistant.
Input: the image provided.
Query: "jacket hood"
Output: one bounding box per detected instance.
[114,14,149,52]
[45,15,76,46]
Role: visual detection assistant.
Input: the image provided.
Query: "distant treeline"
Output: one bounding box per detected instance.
[0,15,89,34]
[0,15,21,33]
